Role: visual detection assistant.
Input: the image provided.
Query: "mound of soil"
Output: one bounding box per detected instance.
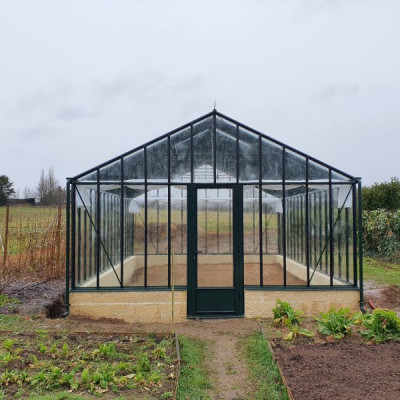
[274,340,400,400]
[364,285,400,311]
[1,279,66,317]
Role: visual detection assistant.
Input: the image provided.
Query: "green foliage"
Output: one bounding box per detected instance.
[0,175,15,206]
[359,308,400,343]
[244,332,289,400]
[316,307,354,339]
[283,326,314,341]
[272,300,302,327]
[363,177,400,211]
[363,210,400,259]
[177,336,212,400]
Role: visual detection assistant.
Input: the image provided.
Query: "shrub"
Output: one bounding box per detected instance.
[316,307,354,339]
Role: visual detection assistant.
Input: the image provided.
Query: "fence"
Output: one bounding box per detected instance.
[0,205,65,292]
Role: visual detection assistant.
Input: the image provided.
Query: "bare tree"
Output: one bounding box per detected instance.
[36,168,66,205]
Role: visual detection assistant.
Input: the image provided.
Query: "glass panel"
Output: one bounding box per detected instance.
[193,117,213,182]
[308,185,330,286]
[243,185,260,285]
[261,185,284,285]
[171,185,187,285]
[197,188,233,287]
[147,185,168,286]
[75,186,97,287]
[285,185,307,285]
[147,139,168,182]
[239,128,259,182]
[332,184,354,285]
[99,187,121,287]
[124,149,144,182]
[331,170,352,182]
[285,149,306,181]
[99,160,121,181]
[308,159,329,181]
[124,185,145,287]
[77,170,97,182]
[216,116,237,182]
[262,139,283,182]
[170,128,191,182]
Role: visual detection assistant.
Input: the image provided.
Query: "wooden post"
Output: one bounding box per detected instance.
[2,205,9,268]
[171,247,175,335]
[55,205,62,270]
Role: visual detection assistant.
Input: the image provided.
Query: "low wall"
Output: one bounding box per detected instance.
[69,291,187,323]
[70,288,360,323]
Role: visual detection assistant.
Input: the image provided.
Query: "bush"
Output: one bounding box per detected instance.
[362,177,400,211]
[316,308,354,339]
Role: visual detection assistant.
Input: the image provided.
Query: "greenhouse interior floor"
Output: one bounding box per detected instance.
[127,262,305,287]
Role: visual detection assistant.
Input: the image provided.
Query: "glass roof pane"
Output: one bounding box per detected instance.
[77,170,97,182]
[124,148,144,182]
[285,149,306,181]
[193,116,213,182]
[147,138,168,182]
[239,127,259,182]
[216,116,237,182]
[331,170,352,182]
[99,159,121,181]
[308,159,329,181]
[170,127,191,182]
[261,138,283,181]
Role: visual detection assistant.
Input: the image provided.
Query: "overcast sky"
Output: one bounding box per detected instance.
[1,0,399,193]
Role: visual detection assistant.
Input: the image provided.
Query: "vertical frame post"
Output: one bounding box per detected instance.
[120,157,124,288]
[65,180,71,311]
[352,182,358,287]
[329,169,334,287]
[96,169,100,288]
[282,147,287,287]
[305,158,310,286]
[71,182,76,289]
[357,178,364,306]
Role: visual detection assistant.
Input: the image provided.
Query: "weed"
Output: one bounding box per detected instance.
[316,307,354,339]
[3,339,14,351]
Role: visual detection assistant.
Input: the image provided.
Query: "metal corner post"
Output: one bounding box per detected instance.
[357,178,364,307]
[65,180,71,315]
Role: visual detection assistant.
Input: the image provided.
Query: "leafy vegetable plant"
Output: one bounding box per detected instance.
[316,307,354,339]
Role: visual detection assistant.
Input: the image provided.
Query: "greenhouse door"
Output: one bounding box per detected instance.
[187,185,244,318]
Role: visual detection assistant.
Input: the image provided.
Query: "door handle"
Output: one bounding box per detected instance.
[193,250,203,254]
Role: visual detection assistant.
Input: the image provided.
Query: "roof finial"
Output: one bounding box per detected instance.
[213,100,217,111]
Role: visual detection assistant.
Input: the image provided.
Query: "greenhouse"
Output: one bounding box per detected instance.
[66,110,363,322]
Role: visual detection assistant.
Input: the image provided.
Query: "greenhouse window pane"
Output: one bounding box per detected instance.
[308,159,329,181]
[216,117,237,182]
[99,160,121,181]
[170,127,191,182]
[77,170,97,182]
[124,149,144,182]
[147,138,168,182]
[261,138,283,181]
[331,170,352,182]
[239,127,259,182]
[285,149,306,181]
[193,117,213,182]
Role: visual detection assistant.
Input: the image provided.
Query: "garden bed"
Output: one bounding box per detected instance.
[0,331,177,399]
[273,339,400,400]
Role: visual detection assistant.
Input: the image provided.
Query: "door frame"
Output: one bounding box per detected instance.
[187,184,244,318]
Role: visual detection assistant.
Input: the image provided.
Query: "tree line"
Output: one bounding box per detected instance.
[0,168,65,206]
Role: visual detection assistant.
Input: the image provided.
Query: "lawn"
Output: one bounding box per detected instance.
[363,257,400,286]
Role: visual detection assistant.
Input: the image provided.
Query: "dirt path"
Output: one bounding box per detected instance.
[177,319,259,400]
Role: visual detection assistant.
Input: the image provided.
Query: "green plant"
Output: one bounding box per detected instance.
[316,307,354,339]
[272,300,302,327]
[360,308,400,343]
[283,326,314,341]
[3,339,15,351]
[98,342,117,358]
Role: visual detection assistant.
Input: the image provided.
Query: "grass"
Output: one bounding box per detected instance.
[243,332,289,400]
[363,257,400,286]
[176,335,212,400]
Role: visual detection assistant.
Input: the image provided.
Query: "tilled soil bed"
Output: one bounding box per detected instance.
[274,339,400,400]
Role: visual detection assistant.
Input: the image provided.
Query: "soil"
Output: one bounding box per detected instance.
[274,339,400,400]
[0,278,66,317]
[129,262,304,286]
[364,285,400,312]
